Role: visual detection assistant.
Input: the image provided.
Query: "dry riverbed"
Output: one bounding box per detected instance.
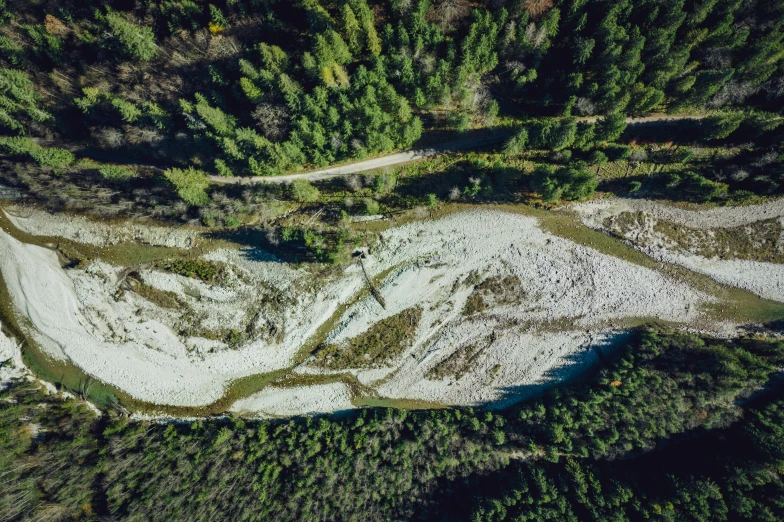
[1,201,781,417]
[572,198,784,302]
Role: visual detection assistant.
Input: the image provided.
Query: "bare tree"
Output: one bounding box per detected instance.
[762,74,784,98]
[522,23,548,49]
[208,35,242,59]
[523,0,554,18]
[730,168,750,182]
[430,0,471,31]
[345,174,363,192]
[629,148,649,162]
[126,127,163,146]
[264,226,280,246]
[252,103,290,140]
[330,132,343,150]
[702,48,732,69]
[752,152,778,167]
[709,80,757,108]
[574,97,597,116]
[93,127,126,149]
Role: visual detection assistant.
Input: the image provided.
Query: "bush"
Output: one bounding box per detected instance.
[0,136,74,169]
[163,166,210,206]
[359,197,380,215]
[0,135,38,155]
[531,166,598,203]
[602,143,632,161]
[663,170,728,202]
[702,112,744,140]
[290,179,320,203]
[99,165,133,182]
[30,147,75,169]
[595,112,627,142]
[503,128,528,156]
[527,118,577,151]
[0,68,51,132]
[588,150,608,166]
[154,258,224,283]
[373,173,396,194]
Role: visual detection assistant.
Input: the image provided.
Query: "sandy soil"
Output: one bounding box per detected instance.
[572,198,784,302]
[0,207,730,414]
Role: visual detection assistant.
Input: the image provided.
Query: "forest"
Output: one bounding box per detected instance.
[2,328,784,521]
[1,2,784,520]
[0,0,781,216]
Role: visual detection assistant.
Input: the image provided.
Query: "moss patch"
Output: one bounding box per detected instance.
[463,275,522,316]
[126,279,183,309]
[153,258,225,283]
[427,342,487,381]
[314,306,423,369]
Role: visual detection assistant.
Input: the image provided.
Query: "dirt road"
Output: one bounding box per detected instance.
[208,114,705,185]
[209,130,513,185]
[30,114,707,186]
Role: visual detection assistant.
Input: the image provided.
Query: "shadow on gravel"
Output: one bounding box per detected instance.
[206,227,313,264]
[488,329,636,410]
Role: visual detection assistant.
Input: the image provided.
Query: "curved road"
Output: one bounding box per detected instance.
[208,114,706,185]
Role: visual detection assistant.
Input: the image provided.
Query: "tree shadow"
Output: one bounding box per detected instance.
[206,226,313,265]
[486,328,636,411]
[622,117,705,144]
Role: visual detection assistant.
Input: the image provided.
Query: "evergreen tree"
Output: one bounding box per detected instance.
[104,12,158,61]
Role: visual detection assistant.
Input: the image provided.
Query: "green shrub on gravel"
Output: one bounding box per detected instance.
[154,258,225,283]
[315,306,422,369]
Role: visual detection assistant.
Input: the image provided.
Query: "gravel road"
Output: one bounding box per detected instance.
[209,114,706,185]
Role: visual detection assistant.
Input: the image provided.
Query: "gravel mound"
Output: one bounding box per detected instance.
[5,205,199,248]
[572,198,784,302]
[230,383,353,416]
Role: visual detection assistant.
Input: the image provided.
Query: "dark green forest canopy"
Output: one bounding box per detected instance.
[3,328,784,521]
[0,0,782,178]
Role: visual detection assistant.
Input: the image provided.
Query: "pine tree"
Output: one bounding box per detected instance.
[104,12,158,61]
[595,112,626,142]
[341,4,362,54]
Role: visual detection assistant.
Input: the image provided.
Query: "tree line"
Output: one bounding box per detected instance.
[2,328,784,521]
[0,0,781,183]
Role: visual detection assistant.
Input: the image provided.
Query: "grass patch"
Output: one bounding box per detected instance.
[463,274,522,316]
[426,342,486,381]
[126,279,183,309]
[153,258,225,283]
[270,372,378,402]
[0,207,188,266]
[654,218,783,263]
[606,211,784,263]
[314,306,423,369]
[351,396,448,410]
